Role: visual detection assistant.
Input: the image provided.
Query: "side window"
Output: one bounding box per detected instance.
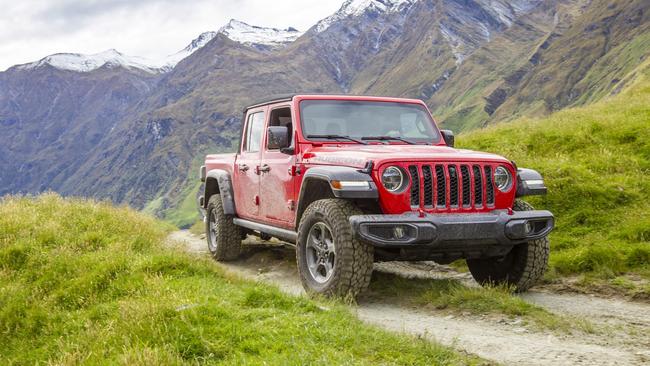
[243,112,265,152]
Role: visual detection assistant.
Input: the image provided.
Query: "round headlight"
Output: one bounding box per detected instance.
[381,166,405,193]
[494,166,513,192]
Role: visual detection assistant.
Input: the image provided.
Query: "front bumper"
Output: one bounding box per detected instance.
[349,210,554,248]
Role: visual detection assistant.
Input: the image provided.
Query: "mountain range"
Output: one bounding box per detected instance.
[1,0,648,226]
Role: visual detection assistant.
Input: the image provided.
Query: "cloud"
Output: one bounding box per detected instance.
[0,0,341,71]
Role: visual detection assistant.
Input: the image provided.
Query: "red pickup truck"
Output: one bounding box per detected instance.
[199,95,554,297]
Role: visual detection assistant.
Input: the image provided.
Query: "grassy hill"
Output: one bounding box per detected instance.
[459,65,650,296]
[0,194,474,365]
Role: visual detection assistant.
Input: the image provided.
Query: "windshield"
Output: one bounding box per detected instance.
[299,100,441,144]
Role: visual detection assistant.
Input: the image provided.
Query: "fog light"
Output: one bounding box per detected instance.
[393,226,406,239]
[525,221,533,234]
[363,224,420,243]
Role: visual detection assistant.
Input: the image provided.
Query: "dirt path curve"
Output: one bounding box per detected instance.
[169,231,650,366]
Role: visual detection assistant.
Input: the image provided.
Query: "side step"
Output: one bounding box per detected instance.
[233,218,298,244]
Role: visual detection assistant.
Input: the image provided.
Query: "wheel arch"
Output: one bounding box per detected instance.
[295,166,378,230]
[516,168,548,197]
[203,169,236,215]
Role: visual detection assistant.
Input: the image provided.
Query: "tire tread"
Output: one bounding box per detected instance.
[206,194,241,261]
[296,199,373,298]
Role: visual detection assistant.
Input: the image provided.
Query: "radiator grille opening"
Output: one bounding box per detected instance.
[461,165,471,208]
[422,165,433,207]
[484,166,495,206]
[473,165,483,207]
[435,165,446,207]
[449,165,459,207]
[408,165,420,207]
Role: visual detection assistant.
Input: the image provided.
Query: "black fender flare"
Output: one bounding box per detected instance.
[299,166,378,201]
[203,169,236,215]
[295,166,378,229]
[516,168,548,197]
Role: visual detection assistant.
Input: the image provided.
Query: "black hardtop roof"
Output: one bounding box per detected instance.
[242,94,426,112]
[244,94,296,112]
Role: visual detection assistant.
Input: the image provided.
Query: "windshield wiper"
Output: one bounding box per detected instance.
[307,134,368,145]
[361,136,418,145]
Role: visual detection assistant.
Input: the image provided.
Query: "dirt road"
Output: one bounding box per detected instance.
[169,231,650,365]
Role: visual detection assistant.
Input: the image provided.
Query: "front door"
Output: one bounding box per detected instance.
[233,108,266,221]
[259,105,296,228]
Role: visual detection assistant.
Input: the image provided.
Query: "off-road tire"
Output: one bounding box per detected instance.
[205,194,241,261]
[296,199,374,298]
[467,199,549,292]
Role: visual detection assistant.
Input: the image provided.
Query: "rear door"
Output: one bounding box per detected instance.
[233,107,266,220]
[259,104,296,228]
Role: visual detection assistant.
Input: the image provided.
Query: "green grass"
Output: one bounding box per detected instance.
[0,194,475,365]
[159,143,240,230]
[459,69,650,294]
[189,220,205,236]
[367,273,595,333]
[145,156,206,229]
[162,179,203,229]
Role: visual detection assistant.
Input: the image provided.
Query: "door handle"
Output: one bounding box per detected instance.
[238,164,249,172]
[257,164,271,174]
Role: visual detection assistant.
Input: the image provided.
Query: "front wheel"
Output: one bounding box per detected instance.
[467,199,550,292]
[205,194,242,261]
[296,199,374,298]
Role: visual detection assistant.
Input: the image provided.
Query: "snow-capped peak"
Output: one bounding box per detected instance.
[17,49,163,73]
[160,31,218,70]
[218,19,302,48]
[16,30,219,74]
[315,0,416,32]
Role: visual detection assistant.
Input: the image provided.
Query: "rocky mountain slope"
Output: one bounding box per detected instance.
[0,20,303,203]
[0,65,160,197]
[1,0,648,225]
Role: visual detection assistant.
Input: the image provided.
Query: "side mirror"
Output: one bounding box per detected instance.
[267,126,290,151]
[280,146,295,155]
[441,130,455,147]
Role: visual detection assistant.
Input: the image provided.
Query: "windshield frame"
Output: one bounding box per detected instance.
[297,98,443,145]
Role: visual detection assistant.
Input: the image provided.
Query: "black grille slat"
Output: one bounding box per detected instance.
[461,165,471,207]
[473,165,483,206]
[435,165,446,207]
[484,166,495,205]
[449,165,459,206]
[422,166,433,207]
[409,165,420,207]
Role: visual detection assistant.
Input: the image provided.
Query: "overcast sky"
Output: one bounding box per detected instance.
[0,0,343,71]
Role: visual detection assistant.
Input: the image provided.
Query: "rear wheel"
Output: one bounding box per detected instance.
[296,199,374,298]
[467,199,549,292]
[205,194,242,261]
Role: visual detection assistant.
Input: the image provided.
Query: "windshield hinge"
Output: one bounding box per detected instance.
[358,161,373,174]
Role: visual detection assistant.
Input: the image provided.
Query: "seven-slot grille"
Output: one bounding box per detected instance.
[407,163,496,210]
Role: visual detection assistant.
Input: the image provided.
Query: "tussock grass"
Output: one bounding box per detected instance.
[0,194,474,365]
[459,74,650,294]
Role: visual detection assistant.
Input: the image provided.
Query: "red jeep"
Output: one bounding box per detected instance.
[199,95,553,297]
